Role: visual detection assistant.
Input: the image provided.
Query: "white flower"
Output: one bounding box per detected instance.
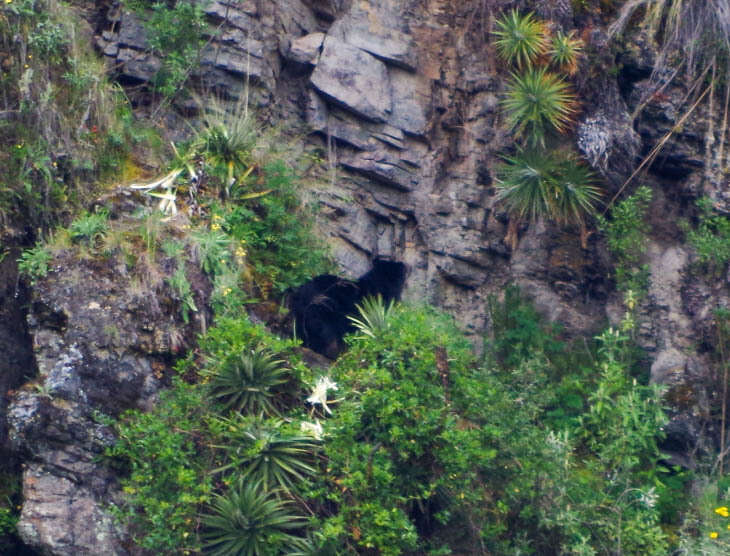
[307,376,338,414]
[300,420,323,440]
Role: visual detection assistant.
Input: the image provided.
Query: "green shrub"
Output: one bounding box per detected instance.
[124,0,208,97]
[17,242,52,285]
[597,185,652,295]
[222,160,332,295]
[317,304,552,554]
[104,378,213,552]
[192,227,231,276]
[347,294,395,339]
[681,197,730,274]
[549,30,584,75]
[166,265,198,324]
[68,209,109,247]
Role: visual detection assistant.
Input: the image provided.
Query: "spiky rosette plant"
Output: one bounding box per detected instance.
[204,348,289,416]
[496,148,601,248]
[550,154,602,229]
[212,417,319,493]
[347,294,395,339]
[502,67,578,147]
[493,9,549,69]
[549,30,584,75]
[201,479,306,556]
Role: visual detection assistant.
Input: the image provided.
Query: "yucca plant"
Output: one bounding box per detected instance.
[212,417,318,493]
[493,9,549,69]
[204,348,290,416]
[549,30,583,75]
[496,148,601,248]
[347,294,395,339]
[197,98,258,196]
[502,67,578,147]
[201,479,307,556]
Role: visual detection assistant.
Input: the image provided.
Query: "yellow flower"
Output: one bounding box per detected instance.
[5,0,12,4]
[715,506,729,517]
[710,531,719,539]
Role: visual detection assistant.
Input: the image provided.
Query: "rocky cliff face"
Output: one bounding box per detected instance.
[6,217,211,554]
[4,0,730,553]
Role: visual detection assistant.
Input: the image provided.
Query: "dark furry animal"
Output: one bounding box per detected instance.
[289,259,407,358]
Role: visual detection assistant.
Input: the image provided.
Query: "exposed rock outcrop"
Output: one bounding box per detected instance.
[7,223,210,555]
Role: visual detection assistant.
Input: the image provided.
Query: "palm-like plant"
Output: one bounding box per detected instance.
[201,479,306,556]
[496,149,601,248]
[204,348,289,416]
[493,9,549,69]
[347,295,395,339]
[551,154,602,228]
[502,68,578,147]
[549,30,583,75]
[213,417,319,492]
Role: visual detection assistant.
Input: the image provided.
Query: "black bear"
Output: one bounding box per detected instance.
[289,259,407,358]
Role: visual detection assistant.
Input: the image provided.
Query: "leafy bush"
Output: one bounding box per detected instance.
[222,160,332,294]
[124,0,208,97]
[492,9,548,69]
[316,304,553,554]
[347,294,395,339]
[502,67,577,147]
[104,378,213,552]
[166,265,198,324]
[192,226,231,276]
[68,209,109,247]
[17,242,52,284]
[597,185,653,295]
[681,197,730,274]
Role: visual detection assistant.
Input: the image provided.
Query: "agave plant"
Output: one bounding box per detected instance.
[496,149,601,248]
[549,30,583,75]
[201,479,307,556]
[502,68,578,147]
[347,294,395,339]
[213,417,319,493]
[204,348,289,416]
[493,9,549,69]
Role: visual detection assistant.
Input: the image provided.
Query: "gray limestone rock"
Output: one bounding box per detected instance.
[286,32,325,65]
[18,465,123,556]
[310,36,392,123]
[328,0,417,71]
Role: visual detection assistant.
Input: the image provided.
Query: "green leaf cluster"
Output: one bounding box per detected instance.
[597,185,653,295]
[681,197,730,275]
[496,147,600,226]
[103,379,213,552]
